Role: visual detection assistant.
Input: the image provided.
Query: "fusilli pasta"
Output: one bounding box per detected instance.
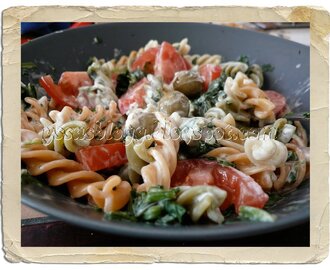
[125,112,180,191]
[21,144,104,198]
[39,100,123,154]
[87,175,132,212]
[21,96,51,132]
[219,71,275,123]
[221,61,249,77]
[177,185,227,223]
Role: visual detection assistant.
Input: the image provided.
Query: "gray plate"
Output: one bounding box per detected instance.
[21,23,310,241]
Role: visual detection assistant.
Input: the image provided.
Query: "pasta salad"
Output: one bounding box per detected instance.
[21,38,310,225]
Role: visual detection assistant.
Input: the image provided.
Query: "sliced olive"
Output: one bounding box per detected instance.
[158,91,190,117]
[172,70,203,98]
[125,111,158,139]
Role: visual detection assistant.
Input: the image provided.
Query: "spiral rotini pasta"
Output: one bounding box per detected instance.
[291,121,308,147]
[109,50,141,72]
[211,117,245,150]
[39,100,123,154]
[221,61,249,78]
[87,175,132,212]
[42,120,90,155]
[244,135,288,168]
[220,62,264,88]
[172,38,222,65]
[177,185,227,223]
[125,112,180,191]
[22,144,131,211]
[172,38,191,55]
[185,54,222,66]
[248,64,264,88]
[125,135,155,184]
[220,71,275,123]
[21,96,51,132]
[88,56,127,77]
[274,143,307,192]
[21,144,104,197]
[138,132,179,191]
[21,129,42,146]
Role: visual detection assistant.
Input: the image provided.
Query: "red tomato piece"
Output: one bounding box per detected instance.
[75,143,127,171]
[58,71,93,96]
[183,58,192,70]
[39,75,78,109]
[171,159,269,213]
[21,37,32,44]
[265,90,287,116]
[131,47,159,74]
[199,64,222,91]
[118,78,148,115]
[70,22,93,28]
[154,41,189,84]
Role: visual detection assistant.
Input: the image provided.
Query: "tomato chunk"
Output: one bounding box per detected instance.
[265,90,287,116]
[171,159,269,213]
[131,47,159,74]
[70,22,93,28]
[39,75,78,109]
[118,78,148,115]
[58,71,92,96]
[183,58,192,70]
[154,41,189,84]
[199,64,222,91]
[75,143,127,171]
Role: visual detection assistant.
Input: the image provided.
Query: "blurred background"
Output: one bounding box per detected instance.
[21,22,310,45]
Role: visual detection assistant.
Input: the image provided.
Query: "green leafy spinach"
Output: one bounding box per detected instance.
[104,186,186,225]
[192,73,228,116]
[115,69,145,97]
[21,82,37,109]
[238,206,276,222]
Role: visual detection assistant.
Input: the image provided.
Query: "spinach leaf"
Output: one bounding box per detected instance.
[22,62,37,70]
[145,187,178,203]
[21,169,43,187]
[238,55,274,74]
[105,186,186,225]
[287,150,298,161]
[21,82,37,109]
[303,112,310,118]
[287,166,298,184]
[159,200,186,223]
[204,156,236,168]
[104,211,137,222]
[180,141,217,158]
[155,214,177,225]
[217,159,237,168]
[192,73,227,116]
[142,205,163,221]
[238,55,250,65]
[115,69,145,97]
[261,64,274,73]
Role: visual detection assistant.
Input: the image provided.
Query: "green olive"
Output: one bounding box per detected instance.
[125,111,158,139]
[172,70,203,97]
[158,91,190,117]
